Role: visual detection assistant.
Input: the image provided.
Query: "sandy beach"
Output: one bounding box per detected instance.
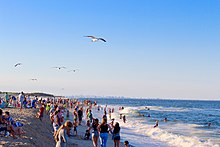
[0,107,124,147]
[0,108,55,147]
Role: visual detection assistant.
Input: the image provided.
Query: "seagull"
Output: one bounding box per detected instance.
[52,66,66,70]
[30,79,37,81]
[84,36,106,42]
[68,69,79,72]
[15,63,22,67]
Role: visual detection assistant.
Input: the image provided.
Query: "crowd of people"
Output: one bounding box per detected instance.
[0,92,133,147]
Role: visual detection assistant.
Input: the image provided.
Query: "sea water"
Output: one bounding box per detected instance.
[79,98,220,147]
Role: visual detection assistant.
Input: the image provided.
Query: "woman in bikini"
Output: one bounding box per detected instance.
[112,122,121,147]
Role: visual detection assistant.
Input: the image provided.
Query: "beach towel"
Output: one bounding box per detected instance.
[15,121,23,127]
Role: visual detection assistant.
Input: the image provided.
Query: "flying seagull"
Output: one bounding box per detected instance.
[30,78,37,81]
[52,66,66,70]
[68,69,79,72]
[84,36,106,42]
[15,63,22,67]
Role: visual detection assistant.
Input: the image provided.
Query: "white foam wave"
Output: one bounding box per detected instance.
[96,104,219,147]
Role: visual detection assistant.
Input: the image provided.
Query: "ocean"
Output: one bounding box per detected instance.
[79,98,220,147]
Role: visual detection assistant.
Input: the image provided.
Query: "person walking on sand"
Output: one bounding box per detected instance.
[55,120,73,147]
[112,122,121,147]
[77,107,83,125]
[98,118,111,147]
[88,109,93,123]
[92,118,99,147]
[18,92,24,111]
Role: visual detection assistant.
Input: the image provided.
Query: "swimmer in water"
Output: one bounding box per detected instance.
[164,117,168,122]
[153,120,159,128]
[120,114,122,119]
[123,115,126,123]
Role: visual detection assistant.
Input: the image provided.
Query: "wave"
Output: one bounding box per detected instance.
[104,105,219,147]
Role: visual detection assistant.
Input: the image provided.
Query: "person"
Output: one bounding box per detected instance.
[77,107,83,125]
[84,129,91,140]
[23,97,27,108]
[45,102,51,115]
[5,92,9,102]
[88,109,93,123]
[12,95,17,107]
[109,119,115,129]
[123,115,126,123]
[18,92,24,110]
[36,103,45,121]
[55,120,73,147]
[124,140,132,147]
[153,120,159,128]
[112,122,121,147]
[86,120,91,129]
[108,108,111,119]
[73,120,78,136]
[53,110,62,136]
[164,118,168,122]
[2,111,18,138]
[0,109,8,136]
[98,118,111,147]
[91,118,99,147]
[119,114,122,119]
[31,97,37,108]
[66,109,69,118]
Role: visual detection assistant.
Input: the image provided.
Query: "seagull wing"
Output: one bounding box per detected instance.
[98,38,106,42]
[85,36,96,39]
[15,63,22,67]
[30,79,37,81]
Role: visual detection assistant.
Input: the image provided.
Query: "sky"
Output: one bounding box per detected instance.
[0,0,220,99]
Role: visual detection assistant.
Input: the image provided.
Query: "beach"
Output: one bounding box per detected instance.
[0,107,123,147]
[1,97,220,147]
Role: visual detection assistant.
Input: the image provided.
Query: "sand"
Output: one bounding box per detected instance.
[0,108,55,147]
[0,108,123,147]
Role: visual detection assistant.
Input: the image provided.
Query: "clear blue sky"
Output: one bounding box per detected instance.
[0,0,219,99]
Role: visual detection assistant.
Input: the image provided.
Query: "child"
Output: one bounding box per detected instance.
[124,140,133,147]
[84,129,90,140]
[86,120,90,130]
[36,104,45,121]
